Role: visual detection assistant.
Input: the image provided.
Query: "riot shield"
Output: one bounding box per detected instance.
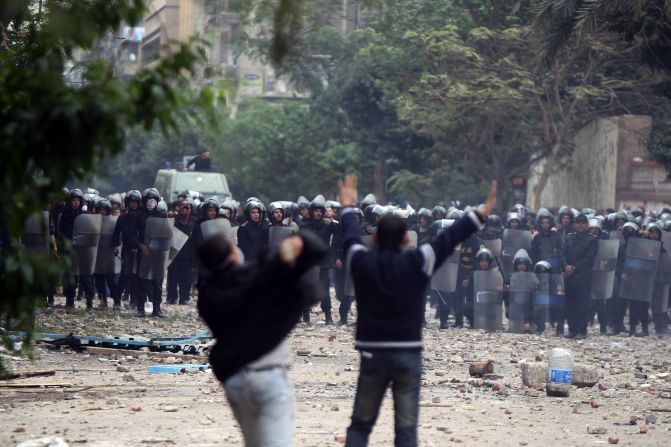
[167,225,189,266]
[405,231,418,250]
[537,236,562,271]
[479,238,502,258]
[431,247,460,293]
[501,229,531,277]
[591,239,619,300]
[532,273,565,324]
[201,218,235,242]
[473,269,504,332]
[653,233,671,314]
[619,238,661,302]
[508,272,537,333]
[94,216,118,274]
[72,214,102,276]
[22,211,49,254]
[361,234,374,249]
[138,217,173,280]
[268,226,296,252]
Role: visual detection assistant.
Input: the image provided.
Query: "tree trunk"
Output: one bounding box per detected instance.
[531,141,562,210]
[374,159,387,204]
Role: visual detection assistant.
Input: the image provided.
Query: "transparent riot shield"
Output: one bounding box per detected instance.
[201,218,235,242]
[620,238,661,302]
[479,238,502,258]
[167,225,189,266]
[591,239,619,300]
[94,216,118,274]
[508,272,537,333]
[431,246,460,293]
[653,233,671,314]
[361,234,374,249]
[532,273,565,325]
[73,214,102,276]
[22,211,50,254]
[138,217,173,280]
[405,231,418,250]
[473,269,504,332]
[501,229,531,277]
[268,226,296,252]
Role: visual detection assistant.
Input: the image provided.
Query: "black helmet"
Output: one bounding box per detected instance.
[244,200,263,220]
[108,193,122,208]
[513,249,532,269]
[512,204,526,218]
[507,212,521,226]
[360,193,377,210]
[125,190,141,207]
[432,206,447,220]
[417,208,433,223]
[156,200,168,215]
[536,208,555,226]
[202,198,219,212]
[486,214,503,230]
[97,198,112,214]
[309,195,326,213]
[297,195,310,210]
[630,206,644,218]
[68,188,84,201]
[645,222,663,239]
[475,247,493,265]
[534,260,552,274]
[268,201,285,219]
[622,222,640,240]
[142,188,160,211]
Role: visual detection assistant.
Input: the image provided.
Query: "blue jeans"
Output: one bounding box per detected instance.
[224,367,294,447]
[346,349,421,447]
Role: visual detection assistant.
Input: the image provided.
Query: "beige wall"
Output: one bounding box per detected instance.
[527,115,653,210]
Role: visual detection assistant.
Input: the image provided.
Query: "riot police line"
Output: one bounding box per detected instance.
[21,188,671,337]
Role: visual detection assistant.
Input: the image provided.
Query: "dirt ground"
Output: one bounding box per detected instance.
[1,296,670,447]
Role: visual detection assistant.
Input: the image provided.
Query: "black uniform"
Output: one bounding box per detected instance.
[299,213,336,323]
[562,231,598,337]
[167,215,196,304]
[113,209,141,306]
[237,220,269,261]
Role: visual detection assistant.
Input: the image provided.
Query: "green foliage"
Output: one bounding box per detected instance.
[0,0,211,373]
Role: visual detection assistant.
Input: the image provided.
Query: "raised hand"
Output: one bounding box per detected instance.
[478,180,497,218]
[337,174,358,207]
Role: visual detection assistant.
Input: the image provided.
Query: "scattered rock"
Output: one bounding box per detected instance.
[163,406,178,412]
[116,365,130,373]
[590,400,600,408]
[520,362,546,386]
[450,355,464,363]
[639,425,648,434]
[573,364,600,388]
[469,361,494,377]
[432,397,441,403]
[14,427,26,433]
[334,434,346,443]
[598,383,608,391]
[608,436,619,444]
[131,405,142,412]
[122,374,135,382]
[587,426,607,434]
[645,414,657,425]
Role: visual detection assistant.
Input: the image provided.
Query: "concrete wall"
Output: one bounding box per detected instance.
[527,115,652,210]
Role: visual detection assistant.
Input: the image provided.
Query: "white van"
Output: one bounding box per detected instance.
[154,169,231,203]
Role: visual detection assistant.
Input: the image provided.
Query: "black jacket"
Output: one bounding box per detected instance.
[531,230,564,271]
[197,232,327,383]
[174,216,197,262]
[563,231,598,285]
[237,220,269,261]
[112,209,141,250]
[300,217,336,268]
[341,208,484,349]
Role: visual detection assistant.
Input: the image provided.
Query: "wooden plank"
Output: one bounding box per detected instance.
[1,370,56,381]
[0,382,72,388]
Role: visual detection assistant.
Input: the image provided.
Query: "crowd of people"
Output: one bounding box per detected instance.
[17,179,671,446]
[25,183,671,338]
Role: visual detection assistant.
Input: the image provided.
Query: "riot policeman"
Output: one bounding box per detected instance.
[57,188,98,311]
[113,190,142,309]
[167,201,196,305]
[562,214,598,339]
[299,196,336,324]
[93,199,118,309]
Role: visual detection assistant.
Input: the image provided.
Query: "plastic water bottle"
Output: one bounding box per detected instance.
[546,348,573,397]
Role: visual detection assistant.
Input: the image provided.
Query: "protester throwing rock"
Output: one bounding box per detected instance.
[197,231,327,447]
[337,174,497,447]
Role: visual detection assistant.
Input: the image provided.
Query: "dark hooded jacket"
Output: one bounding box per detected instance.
[197,232,327,383]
